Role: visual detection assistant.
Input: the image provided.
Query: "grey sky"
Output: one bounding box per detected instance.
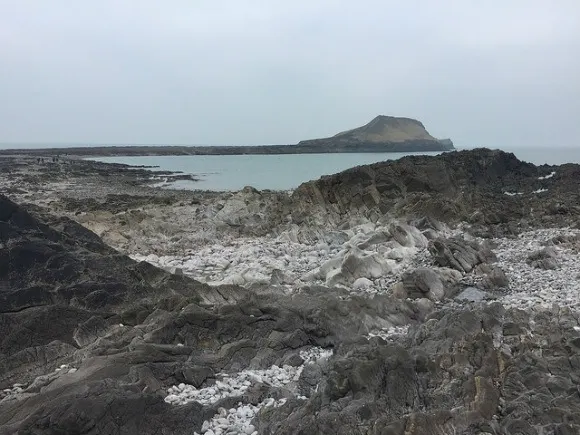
[1,1,579,148]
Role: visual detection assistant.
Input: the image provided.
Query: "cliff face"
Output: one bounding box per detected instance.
[298,115,454,152]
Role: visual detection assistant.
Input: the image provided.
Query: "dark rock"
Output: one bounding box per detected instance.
[428,237,496,273]
[256,305,580,434]
[1,195,432,434]
[290,149,580,232]
[527,247,561,270]
[402,268,445,301]
[475,263,510,289]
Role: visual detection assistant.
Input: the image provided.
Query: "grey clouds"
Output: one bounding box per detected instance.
[1,0,579,148]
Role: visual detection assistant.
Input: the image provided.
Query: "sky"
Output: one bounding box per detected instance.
[1,0,579,148]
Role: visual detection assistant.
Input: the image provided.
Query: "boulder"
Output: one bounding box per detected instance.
[402,268,445,301]
[401,267,461,301]
[352,277,373,290]
[428,237,496,273]
[475,263,510,289]
[455,286,487,302]
[526,247,560,270]
[325,251,392,287]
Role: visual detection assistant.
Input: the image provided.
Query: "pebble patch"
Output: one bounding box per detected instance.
[166,348,333,435]
[493,228,580,310]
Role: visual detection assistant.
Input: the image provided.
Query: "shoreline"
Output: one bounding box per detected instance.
[3,149,580,433]
[0,141,454,157]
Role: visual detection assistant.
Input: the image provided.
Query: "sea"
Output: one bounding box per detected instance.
[86,147,580,191]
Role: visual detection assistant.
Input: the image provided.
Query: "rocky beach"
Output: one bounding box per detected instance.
[2,148,580,434]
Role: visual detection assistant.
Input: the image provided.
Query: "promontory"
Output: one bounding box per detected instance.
[0,115,454,157]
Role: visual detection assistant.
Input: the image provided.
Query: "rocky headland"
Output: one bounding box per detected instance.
[297,115,454,153]
[0,116,453,157]
[1,148,580,434]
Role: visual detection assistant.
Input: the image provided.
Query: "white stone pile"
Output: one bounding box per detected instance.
[538,171,556,180]
[1,364,77,403]
[194,399,287,435]
[491,228,580,311]
[164,364,300,407]
[367,325,410,341]
[0,383,26,403]
[165,347,332,435]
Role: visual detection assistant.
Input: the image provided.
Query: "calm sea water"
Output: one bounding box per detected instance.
[89,147,579,191]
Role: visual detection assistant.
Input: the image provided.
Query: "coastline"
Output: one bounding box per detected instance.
[2,149,580,434]
[0,140,454,157]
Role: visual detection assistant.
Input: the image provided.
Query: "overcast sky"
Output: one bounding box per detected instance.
[1,1,579,148]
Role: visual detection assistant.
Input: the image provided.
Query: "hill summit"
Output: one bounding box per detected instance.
[298,115,454,152]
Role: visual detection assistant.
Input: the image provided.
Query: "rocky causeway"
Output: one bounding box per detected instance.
[2,148,580,434]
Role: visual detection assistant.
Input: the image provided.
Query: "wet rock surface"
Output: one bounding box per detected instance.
[2,149,580,434]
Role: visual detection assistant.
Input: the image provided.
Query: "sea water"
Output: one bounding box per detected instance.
[88,147,580,191]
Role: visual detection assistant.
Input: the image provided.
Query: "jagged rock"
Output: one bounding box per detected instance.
[1,195,428,434]
[289,149,580,232]
[428,237,496,273]
[254,305,580,434]
[388,222,428,248]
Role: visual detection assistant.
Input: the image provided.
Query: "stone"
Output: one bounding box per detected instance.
[402,268,445,301]
[455,287,487,302]
[527,247,561,270]
[352,277,373,290]
[428,237,496,273]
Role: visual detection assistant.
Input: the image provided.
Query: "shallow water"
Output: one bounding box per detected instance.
[88,147,579,191]
[89,152,442,191]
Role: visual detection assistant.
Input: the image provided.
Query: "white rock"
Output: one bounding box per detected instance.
[352,277,373,289]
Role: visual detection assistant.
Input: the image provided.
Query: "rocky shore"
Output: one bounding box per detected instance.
[2,148,580,434]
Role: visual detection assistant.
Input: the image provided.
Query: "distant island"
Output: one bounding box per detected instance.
[296,115,454,152]
[0,116,454,156]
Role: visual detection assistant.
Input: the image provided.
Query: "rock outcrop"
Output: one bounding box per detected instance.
[0,195,415,434]
[254,304,580,435]
[291,148,580,232]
